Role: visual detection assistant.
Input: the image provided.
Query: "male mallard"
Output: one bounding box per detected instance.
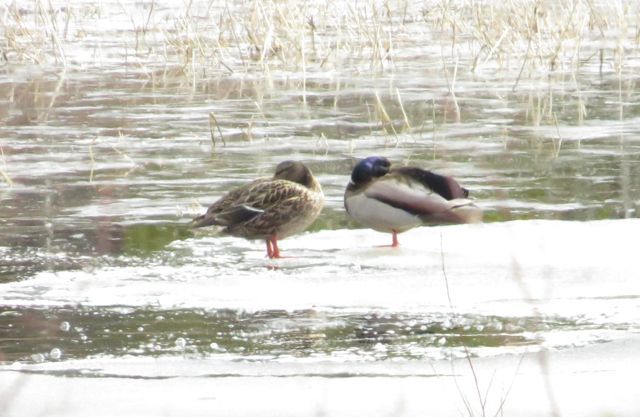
[344,156,481,246]
[192,161,324,258]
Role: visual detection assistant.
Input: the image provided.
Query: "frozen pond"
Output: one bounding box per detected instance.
[1,0,640,416]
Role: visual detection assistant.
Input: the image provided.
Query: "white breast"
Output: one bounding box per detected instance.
[345,191,422,233]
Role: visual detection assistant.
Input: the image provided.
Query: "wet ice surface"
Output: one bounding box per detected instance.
[2,221,640,317]
[2,222,640,416]
[2,338,640,417]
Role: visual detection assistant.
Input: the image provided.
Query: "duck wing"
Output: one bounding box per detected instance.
[390,167,469,199]
[192,179,315,230]
[364,173,479,224]
[192,178,268,228]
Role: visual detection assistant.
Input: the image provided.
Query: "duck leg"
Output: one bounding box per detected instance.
[270,236,281,258]
[375,229,400,248]
[266,239,274,258]
[265,235,281,258]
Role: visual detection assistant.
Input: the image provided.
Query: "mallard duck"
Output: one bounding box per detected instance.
[344,156,481,246]
[192,161,324,258]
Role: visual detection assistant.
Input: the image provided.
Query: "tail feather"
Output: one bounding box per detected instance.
[418,199,483,224]
[449,199,483,223]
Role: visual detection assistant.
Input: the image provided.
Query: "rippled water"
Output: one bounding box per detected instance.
[1,1,640,416]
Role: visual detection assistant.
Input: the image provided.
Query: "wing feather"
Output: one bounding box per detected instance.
[194,178,318,235]
[390,167,468,199]
[364,179,452,217]
[363,177,480,223]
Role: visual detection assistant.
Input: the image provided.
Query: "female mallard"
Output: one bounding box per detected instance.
[192,161,324,258]
[344,156,481,247]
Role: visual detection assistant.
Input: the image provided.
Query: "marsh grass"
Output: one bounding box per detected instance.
[3,1,638,79]
[438,231,565,417]
[0,143,12,187]
[2,0,638,149]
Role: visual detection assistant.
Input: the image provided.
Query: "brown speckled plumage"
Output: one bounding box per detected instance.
[192,161,324,258]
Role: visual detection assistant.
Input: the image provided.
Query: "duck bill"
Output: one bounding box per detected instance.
[191,214,216,228]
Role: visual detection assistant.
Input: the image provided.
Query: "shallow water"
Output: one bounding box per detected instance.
[1,1,640,416]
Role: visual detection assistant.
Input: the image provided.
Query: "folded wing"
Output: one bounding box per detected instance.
[364,175,481,224]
